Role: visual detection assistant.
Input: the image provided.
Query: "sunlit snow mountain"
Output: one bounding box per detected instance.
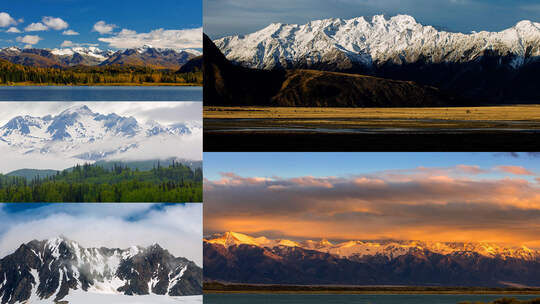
[204,232,540,286]
[216,14,540,70]
[214,15,540,101]
[0,46,201,69]
[0,105,201,162]
[0,236,202,304]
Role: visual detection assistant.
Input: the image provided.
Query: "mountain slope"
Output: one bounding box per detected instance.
[6,169,58,180]
[0,46,198,69]
[0,237,202,303]
[0,105,201,162]
[214,15,540,102]
[216,15,540,70]
[204,232,540,286]
[203,33,457,107]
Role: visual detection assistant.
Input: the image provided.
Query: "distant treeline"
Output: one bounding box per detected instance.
[0,161,202,202]
[204,282,540,296]
[0,60,202,85]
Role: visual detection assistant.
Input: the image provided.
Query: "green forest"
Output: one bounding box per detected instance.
[0,60,202,85]
[0,161,202,202]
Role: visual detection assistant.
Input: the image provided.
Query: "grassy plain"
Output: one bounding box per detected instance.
[204,106,540,130]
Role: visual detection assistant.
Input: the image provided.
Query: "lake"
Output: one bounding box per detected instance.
[0,86,202,101]
[204,294,539,304]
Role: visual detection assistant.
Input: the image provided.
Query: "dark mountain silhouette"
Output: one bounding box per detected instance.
[203,33,461,107]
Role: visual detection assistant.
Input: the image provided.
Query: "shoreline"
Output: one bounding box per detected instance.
[0,83,202,87]
[204,284,540,295]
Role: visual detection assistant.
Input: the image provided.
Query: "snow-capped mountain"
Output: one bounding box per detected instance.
[0,237,202,304]
[216,14,540,70]
[0,46,199,68]
[204,232,540,286]
[0,105,201,161]
[206,232,540,261]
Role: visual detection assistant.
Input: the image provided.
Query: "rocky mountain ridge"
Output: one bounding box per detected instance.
[204,232,540,286]
[206,232,540,261]
[0,105,201,161]
[213,15,540,102]
[0,236,202,303]
[216,14,540,70]
[0,46,201,69]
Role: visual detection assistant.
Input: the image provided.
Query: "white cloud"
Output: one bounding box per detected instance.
[93,20,116,34]
[42,16,69,30]
[6,27,20,33]
[61,40,74,47]
[0,12,17,27]
[0,204,203,266]
[99,27,203,49]
[25,22,48,32]
[62,29,79,35]
[16,35,42,46]
[60,40,98,48]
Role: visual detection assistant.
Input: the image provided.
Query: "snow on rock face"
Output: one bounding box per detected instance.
[0,237,202,304]
[0,105,199,162]
[215,14,540,70]
[205,232,540,261]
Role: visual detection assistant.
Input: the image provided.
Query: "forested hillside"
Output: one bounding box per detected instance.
[0,161,202,202]
[0,59,202,85]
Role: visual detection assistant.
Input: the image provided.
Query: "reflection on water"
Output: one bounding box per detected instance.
[0,86,202,101]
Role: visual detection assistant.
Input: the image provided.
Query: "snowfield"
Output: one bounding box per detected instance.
[0,104,202,172]
[216,14,540,70]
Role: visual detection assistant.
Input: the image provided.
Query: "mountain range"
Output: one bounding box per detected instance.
[0,45,201,69]
[0,105,201,162]
[212,15,540,103]
[203,33,456,107]
[204,232,540,287]
[0,236,202,303]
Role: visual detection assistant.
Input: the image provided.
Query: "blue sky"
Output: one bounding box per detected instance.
[204,152,540,182]
[0,203,202,265]
[204,0,540,39]
[0,0,202,49]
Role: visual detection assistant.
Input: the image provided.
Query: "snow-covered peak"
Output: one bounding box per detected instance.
[206,231,261,247]
[215,14,540,70]
[58,104,95,116]
[206,232,540,261]
[2,46,21,53]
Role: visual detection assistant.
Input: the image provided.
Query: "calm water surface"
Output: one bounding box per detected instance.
[205,294,539,304]
[0,86,202,101]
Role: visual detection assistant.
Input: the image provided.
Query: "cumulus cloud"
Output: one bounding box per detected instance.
[204,168,540,245]
[25,22,48,32]
[62,29,79,36]
[42,16,68,30]
[98,27,203,49]
[60,40,98,48]
[16,35,42,47]
[93,20,116,34]
[61,40,74,47]
[0,12,17,27]
[0,204,203,266]
[6,27,20,33]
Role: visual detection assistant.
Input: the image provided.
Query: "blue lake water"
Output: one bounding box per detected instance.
[204,294,539,304]
[0,86,202,101]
